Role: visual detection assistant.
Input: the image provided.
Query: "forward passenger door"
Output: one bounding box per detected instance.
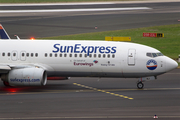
[128,49,136,65]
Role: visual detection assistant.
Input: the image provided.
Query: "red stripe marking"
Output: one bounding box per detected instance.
[0,25,3,29]
[47,77,67,80]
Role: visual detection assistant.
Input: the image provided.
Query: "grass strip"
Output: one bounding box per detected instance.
[43,24,180,61]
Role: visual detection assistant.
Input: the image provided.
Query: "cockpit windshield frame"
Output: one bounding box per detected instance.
[146,52,163,58]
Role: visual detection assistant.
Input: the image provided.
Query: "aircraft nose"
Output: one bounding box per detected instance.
[165,56,178,72]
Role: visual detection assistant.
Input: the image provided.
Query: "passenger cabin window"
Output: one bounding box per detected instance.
[79,54,82,57]
[27,53,29,57]
[2,53,5,56]
[8,53,10,57]
[13,53,16,56]
[75,54,77,57]
[31,53,33,57]
[45,53,47,57]
[49,53,52,57]
[55,54,57,57]
[35,53,38,57]
[112,54,115,58]
[64,54,67,57]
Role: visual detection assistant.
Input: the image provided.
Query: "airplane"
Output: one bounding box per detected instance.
[0,24,178,89]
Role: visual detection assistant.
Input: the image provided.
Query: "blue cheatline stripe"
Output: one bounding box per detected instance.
[147,66,157,70]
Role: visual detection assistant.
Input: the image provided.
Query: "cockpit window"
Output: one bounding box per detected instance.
[146,53,152,57]
[152,53,157,57]
[157,52,163,56]
[147,52,163,58]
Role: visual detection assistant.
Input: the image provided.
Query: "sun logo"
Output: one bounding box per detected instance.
[146,59,157,70]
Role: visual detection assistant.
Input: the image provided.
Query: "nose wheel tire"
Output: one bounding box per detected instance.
[137,82,144,89]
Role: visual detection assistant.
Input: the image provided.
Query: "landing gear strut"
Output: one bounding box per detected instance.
[137,76,156,89]
[137,82,144,89]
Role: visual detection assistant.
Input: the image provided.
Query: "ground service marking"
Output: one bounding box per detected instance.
[73,83,134,100]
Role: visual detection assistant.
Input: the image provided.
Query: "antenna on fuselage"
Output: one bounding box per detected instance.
[14,35,20,40]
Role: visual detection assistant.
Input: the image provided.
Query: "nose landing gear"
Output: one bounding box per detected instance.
[137,76,156,89]
[137,82,144,89]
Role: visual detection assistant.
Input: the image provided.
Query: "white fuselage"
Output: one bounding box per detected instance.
[0,40,177,78]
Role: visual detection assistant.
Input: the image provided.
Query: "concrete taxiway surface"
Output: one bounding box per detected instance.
[0,69,180,120]
[0,1,180,119]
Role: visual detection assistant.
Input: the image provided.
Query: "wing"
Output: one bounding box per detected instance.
[0,65,11,74]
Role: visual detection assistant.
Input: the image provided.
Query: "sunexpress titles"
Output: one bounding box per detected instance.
[52,44,117,56]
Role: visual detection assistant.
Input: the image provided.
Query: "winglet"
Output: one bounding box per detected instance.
[0,24,10,39]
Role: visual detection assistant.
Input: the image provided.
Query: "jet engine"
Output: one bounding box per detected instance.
[1,68,47,86]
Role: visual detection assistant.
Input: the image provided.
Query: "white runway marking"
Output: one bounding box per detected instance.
[0,0,178,6]
[0,2,116,6]
[0,7,151,13]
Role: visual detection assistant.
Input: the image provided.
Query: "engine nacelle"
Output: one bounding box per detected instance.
[1,68,47,86]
